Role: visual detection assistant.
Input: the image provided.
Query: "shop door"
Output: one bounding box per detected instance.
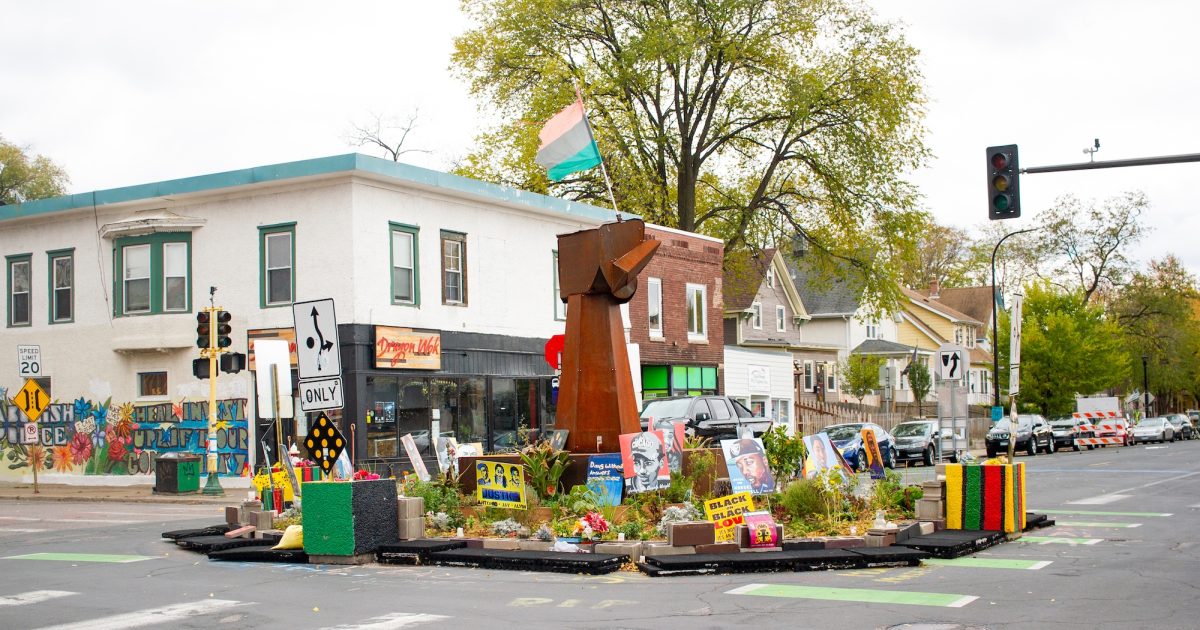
[490,378,537,452]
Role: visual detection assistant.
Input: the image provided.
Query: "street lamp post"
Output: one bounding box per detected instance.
[1142,355,1150,417]
[991,228,1040,410]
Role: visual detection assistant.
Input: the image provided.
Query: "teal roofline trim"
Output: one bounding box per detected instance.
[1,153,637,225]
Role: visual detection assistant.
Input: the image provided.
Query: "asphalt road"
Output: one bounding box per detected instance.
[1,441,1198,629]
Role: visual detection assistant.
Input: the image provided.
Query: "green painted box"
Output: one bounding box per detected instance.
[153,453,201,494]
[302,479,399,556]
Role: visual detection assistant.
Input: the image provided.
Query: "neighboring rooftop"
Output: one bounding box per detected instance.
[917,286,994,327]
[786,258,863,316]
[902,287,981,325]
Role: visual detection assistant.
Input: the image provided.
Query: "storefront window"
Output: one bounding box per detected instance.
[365,376,400,459]
[491,378,537,452]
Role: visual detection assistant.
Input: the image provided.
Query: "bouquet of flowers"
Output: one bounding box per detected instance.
[352,469,381,481]
[573,511,609,541]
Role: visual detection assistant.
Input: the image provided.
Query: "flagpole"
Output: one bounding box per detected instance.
[575,83,621,215]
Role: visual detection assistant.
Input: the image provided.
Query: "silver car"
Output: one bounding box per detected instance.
[1131,417,1174,444]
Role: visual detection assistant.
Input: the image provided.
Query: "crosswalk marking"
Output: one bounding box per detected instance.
[1067,493,1130,505]
[321,612,449,629]
[1020,536,1103,546]
[4,553,154,563]
[1055,521,1141,528]
[0,516,141,524]
[924,557,1052,570]
[0,591,76,607]
[727,583,977,608]
[0,528,48,533]
[1031,508,1171,517]
[31,599,249,630]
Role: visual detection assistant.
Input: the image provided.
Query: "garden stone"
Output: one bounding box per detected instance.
[595,541,642,559]
[483,538,520,550]
[642,543,695,557]
[518,540,555,551]
[668,522,715,547]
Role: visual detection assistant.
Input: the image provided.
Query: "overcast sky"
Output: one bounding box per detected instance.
[3,1,1197,279]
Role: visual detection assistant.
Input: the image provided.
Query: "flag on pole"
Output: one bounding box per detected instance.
[535,97,603,181]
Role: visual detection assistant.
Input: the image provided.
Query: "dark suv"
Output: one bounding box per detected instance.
[986,414,1055,457]
[639,396,772,440]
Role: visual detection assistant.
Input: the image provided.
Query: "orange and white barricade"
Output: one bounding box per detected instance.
[1072,411,1127,446]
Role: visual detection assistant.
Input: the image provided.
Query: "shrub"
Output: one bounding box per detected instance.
[761,425,806,481]
[490,518,525,537]
[519,440,571,501]
[655,504,702,537]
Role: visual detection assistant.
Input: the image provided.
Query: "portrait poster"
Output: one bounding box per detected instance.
[705,491,754,542]
[549,429,570,451]
[436,436,459,475]
[475,460,526,508]
[456,442,484,459]
[585,453,624,507]
[802,433,850,481]
[744,511,779,548]
[401,433,430,482]
[721,437,776,495]
[647,420,687,474]
[619,430,669,493]
[861,427,886,480]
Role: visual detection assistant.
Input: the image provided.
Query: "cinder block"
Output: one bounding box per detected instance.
[919,521,936,535]
[482,538,520,550]
[464,538,485,549]
[518,540,555,551]
[895,522,922,543]
[695,542,740,554]
[595,541,642,559]
[916,498,944,521]
[823,536,865,549]
[225,525,256,538]
[736,524,783,548]
[865,530,896,547]
[934,464,947,477]
[741,546,783,553]
[225,506,241,525]
[255,528,283,540]
[865,534,887,548]
[642,543,695,557]
[931,519,946,532]
[397,497,425,520]
[397,516,426,540]
[251,510,274,531]
[668,521,716,547]
[921,480,945,499]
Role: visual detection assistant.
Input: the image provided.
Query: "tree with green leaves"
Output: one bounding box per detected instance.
[905,359,931,417]
[0,136,69,205]
[899,223,974,290]
[452,0,931,310]
[997,282,1128,417]
[843,355,884,409]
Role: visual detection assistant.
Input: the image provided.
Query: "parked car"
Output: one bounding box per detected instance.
[819,422,896,471]
[1187,410,1200,425]
[891,419,957,465]
[1131,417,1175,444]
[639,395,772,441]
[985,414,1055,457]
[1049,416,1094,451]
[1089,416,1133,447]
[1165,414,1194,440]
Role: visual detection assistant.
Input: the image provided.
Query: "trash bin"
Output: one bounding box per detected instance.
[154,452,202,494]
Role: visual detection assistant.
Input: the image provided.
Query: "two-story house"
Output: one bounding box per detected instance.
[898,283,994,406]
[0,153,629,482]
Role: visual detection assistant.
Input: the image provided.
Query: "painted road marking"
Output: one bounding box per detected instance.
[924,558,1052,570]
[1055,521,1141,528]
[0,528,48,533]
[31,599,249,630]
[1031,509,1171,517]
[0,590,76,607]
[3,552,155,563]
[1021,536,1103,545]
[321,612,448,629]
[1067,493,1130,505]
[726,583,977,608]
[0,516,141,524]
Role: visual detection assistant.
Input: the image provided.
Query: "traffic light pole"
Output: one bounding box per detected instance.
[202,304,225,497]
[1022,152,1200,174]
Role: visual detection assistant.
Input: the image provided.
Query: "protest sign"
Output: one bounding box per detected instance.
[586,453,623,507]
[704,491,754,542]
[475,460,526,508]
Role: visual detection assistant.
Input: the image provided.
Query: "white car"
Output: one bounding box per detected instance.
[1131,417,1175,444]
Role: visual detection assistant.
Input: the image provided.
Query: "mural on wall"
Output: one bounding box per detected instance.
[0,391,250,479]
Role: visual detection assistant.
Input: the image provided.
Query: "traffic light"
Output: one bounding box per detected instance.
[196,311,212,349]
[215,310,232,348]
[192,358,210,379]
[220,352,246,374]
[986,144,1020,220]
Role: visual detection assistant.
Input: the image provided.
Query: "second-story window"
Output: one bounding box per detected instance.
[766,265,774,288]
[163,242,188,312]
[391,223,419,306]
[776,305,786,332]
[115,233,191,316]
[686,283,706,340]
[442,231,467,305]
[866,321,878,339]
[7,255,31,327]
[260,224,295,307]
[751,302,762,329]
[123,244,151,314]
[647,277,662,336]
[49,250,73,323]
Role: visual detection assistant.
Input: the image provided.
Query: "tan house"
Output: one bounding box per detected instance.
[898,283,994,405]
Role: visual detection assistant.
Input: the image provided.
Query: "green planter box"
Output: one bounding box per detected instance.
[302,479,399,556]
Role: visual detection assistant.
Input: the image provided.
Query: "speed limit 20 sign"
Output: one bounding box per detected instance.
[17,345,42,377]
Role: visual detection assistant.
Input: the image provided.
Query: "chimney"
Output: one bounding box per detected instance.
[929,278,940,299]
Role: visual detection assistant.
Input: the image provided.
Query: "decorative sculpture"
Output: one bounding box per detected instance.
[555,219,660,452]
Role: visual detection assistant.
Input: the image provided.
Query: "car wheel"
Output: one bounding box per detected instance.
[1026,439,1037,457]
[1046,438,1056,454]
[923,445,935,467]
[856,451,868,472]
[886,447,897,469]
[986,445,996,458]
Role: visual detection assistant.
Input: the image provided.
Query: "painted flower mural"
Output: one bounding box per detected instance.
[53,445,73,473]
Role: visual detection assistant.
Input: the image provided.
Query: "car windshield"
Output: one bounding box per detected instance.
[892,423,932,437]
[1049,419,1075,428]
[640,398,691,419]
[823,424,864,441]
[1137,419,1165,427]
[992,419,1031,431]
[1165,416,1184,425]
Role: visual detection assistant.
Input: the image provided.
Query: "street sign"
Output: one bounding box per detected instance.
[17,345,41,377]
[936,343,968,382]
[305,412,346,475]
[22,423,38,444]
[253,339,294,419]
[298,376,344,412]
[12,379,49,423]
[1009,293,1024,396]
[292,298,341,380]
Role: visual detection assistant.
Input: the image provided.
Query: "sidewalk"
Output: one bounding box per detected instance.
[0,479,253,505]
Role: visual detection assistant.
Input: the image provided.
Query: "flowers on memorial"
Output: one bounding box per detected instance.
[573,511,609,541]
[352,470,380,481]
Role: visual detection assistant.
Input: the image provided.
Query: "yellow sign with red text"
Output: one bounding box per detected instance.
[704,492,754,542]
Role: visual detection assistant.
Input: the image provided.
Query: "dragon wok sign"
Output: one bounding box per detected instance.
[374,326,442,370]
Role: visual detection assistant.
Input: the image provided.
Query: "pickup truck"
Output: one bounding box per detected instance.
[638,395,773,440]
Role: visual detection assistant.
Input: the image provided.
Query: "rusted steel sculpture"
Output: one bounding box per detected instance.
[556,219,660,452]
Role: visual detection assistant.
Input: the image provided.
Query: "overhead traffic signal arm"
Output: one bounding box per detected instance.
[986,144,1021,220]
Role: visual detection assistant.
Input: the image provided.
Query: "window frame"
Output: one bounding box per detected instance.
[803,360,814,392]
[647,277,662,336]
[259,222,296,308]
[685,283,707,341]
[7,253,32,327]
[866,321,878,339]
[390,222,420,307]
[441,230,467,306]
[751,302,762,330]
[776,305,786,332]
[137,371,169,399]
[162,241,188,312]
[47,248,74,324]
[113,233,192,317]
[826,362,838,392]
[552,250,567,321]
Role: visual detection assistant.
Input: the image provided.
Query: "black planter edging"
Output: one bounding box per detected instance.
[161,524,231,540]
[376,539,468,565]
[426,548,628,575]
[894,530,1005,558]
[643,549,865,575]
[207,545,309,564]
[847,547,930,567]
[174,533,281,553]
